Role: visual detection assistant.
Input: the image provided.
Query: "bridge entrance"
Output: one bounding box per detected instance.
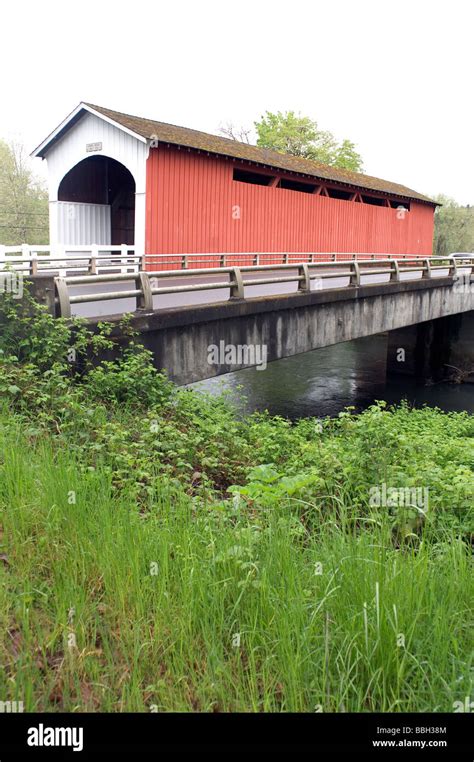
[57,156,135,246]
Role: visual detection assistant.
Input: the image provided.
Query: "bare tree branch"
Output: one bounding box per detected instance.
[218,122,253,144]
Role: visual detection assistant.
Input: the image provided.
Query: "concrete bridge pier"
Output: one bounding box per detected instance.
[387,311,474,383]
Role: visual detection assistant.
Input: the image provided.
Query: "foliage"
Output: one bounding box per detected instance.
[85,345,172,408]
[433,194,474,256]
[0,294,472,711]
[333,138,364,172]
[0,285,74,371]
[0,411,472,712]
[0,139,48,245]
[254,110,364,171]
[0,292,472,531]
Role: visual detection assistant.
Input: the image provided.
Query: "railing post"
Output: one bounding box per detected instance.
[309,252,314,263]
[283,252,289,264]
[298,263,311,292]
[140,253,146,271]
[229,267,244,299]
[220,254,226,267]
[253,253,260,266]
[89,245,98,275]
[390,259,400,282]
[54,277,71,318]
[350,261,361,287]
[31,253,38,276]
[54,245,66,278]
[136,271,153,311]
[422,257,432,279]
[448,256,458,279]
[119,243,129,273]
[22,243,30,274]
[181,255,188,270]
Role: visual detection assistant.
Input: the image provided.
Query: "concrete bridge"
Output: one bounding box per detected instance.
[25,255,474,385]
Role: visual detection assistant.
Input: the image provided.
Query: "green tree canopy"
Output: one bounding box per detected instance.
[0,140,49,245]
[432,194,474,256]
[254,111,364,172]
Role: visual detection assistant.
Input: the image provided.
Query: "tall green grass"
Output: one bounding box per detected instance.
[1,413,472,712]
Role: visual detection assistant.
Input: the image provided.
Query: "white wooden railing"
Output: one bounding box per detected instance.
[0,244,139,276]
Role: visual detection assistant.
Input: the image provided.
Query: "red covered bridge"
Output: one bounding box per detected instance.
[33,103,437,266]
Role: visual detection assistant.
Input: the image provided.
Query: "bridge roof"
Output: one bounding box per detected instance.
[34,102,437,205]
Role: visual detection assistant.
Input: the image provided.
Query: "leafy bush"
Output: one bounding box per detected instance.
[84,345,172,408]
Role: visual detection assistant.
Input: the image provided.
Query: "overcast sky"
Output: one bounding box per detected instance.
[2,0,473,204]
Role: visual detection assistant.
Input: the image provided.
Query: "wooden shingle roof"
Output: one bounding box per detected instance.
[85,104,436,205]
[33,102,436,205]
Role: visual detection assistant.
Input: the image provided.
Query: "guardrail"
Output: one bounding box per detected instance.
[51,256,471,318]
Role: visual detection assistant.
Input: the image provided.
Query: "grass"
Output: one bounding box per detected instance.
[1,411,472,712]
[0,295,472,712]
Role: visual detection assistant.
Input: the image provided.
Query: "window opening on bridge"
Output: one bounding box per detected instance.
[390,200,411,211]
[277,178,317,193]
[326,188,353,200]
[232,166,413,214]
[361,194,387,207]
[233,168,275,186]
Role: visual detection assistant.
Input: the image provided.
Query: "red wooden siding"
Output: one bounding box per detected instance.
[145,145,434,266]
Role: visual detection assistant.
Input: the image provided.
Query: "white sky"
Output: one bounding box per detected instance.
[2,0,473,204]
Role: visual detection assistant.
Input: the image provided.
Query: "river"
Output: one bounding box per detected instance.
[191,335,474,419]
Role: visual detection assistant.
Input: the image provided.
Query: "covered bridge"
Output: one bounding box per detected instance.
[32,103,437,261]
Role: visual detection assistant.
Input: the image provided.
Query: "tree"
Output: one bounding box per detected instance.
[254,111,364,172]
[218,122,253,144]
[217,110,364,171]
[0,140,49,245]
[333,139,364,173]
[432,194,474,256]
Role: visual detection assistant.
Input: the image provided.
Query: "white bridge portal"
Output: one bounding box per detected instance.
[32,105,149,255]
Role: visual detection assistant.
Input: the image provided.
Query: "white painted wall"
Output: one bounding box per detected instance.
[42,111,148,254]
[56,201,111,246]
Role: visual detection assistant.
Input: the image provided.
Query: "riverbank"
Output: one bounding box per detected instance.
[0,294,472,711]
